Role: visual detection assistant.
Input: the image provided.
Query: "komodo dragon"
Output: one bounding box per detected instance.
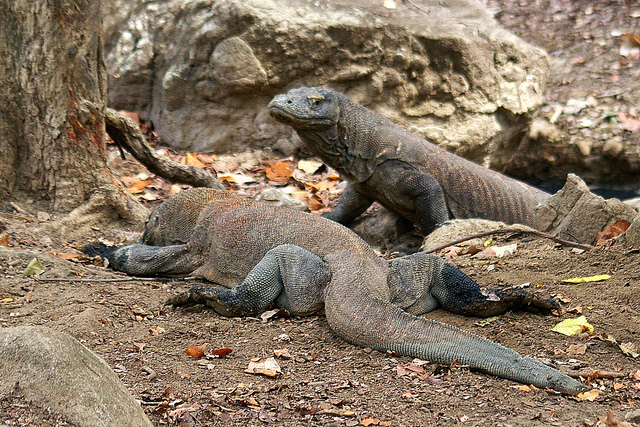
[90,187,587,394]
[268,87,550,234]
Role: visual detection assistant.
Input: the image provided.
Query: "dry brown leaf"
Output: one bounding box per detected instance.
[614,383,624,391]
[360,417,381,426]
[196,153,218,164]
[566,343,587,355]
[305,194,325,211]
[317,408,355,417]
[211,347,232,358]
[576,389,600,401]
[245,357,282,377]
[149,326,165,336]
[117,110,140,124]
[297,159,323,174]
[326,169,341,180]
[619,342,639,358]
[218,173,254,184]
[127,178,153,194]
[265,160,295,182]
[48,250,93,263]
[0,232,10,247]
[181,152,206,169]
[596,220,631,245]
[305,180,335,192]
[629,369,640,381]
[513,384,536,392]
[185,343,207,358]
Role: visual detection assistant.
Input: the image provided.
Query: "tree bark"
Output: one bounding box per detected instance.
[0,0,146,229]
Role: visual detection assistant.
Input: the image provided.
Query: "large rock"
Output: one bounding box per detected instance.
[103,0,549,167]
[534,174,637,245]
[623,213,640,247]
[0,326,152,427]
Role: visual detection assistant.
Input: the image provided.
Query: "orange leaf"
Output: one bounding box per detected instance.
[305,194,325,211]
[265,160,295,182]
[117,110,140,124]
[182,152,206,168]
[596,220,631,245]
[305,180,335,192]
[186,343,207,358]
[127,179,153,194]
[576,389,600,401]
[361,417,380,426]
[212,347,232,358]
[0,232,10,247]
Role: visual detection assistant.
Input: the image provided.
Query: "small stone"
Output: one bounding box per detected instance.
[574,139,591,156]
[602,136,624,157]
[37,211,51,221]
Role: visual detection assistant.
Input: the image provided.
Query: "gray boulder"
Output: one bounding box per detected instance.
[103,0,549,167]
[623,213,640,247]
[0,326,152,427]
[534,174,637,245]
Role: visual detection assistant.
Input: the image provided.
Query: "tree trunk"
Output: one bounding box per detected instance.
[0,0,146,231]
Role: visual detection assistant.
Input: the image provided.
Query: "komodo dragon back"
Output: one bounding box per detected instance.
[269,87,550,234]
[98,188,588,395]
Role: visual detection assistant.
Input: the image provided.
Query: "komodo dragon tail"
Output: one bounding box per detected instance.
[324,269,588,395]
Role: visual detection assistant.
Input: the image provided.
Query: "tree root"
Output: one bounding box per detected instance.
[104,108,225,190]
[42,185,150,238]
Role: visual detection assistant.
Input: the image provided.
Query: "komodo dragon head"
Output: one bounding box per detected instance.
[268,87,341,130]
[268,87,379,182]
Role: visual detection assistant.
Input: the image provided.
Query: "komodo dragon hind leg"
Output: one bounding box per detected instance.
[169,244,331,317]
[388,253,560,317]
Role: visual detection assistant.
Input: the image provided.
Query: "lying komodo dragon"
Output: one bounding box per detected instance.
[89,187,587,394]
[268,87,550,234]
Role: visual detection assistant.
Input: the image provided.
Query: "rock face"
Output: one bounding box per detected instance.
[0,326,153,427]
[534,174,637,245]
[103,0,549,166]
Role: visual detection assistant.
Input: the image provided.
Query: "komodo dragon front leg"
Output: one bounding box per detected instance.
[168,244,330,317]
[326,162,450,234]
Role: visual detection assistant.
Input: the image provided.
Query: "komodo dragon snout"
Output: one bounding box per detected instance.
[86,188,589,395]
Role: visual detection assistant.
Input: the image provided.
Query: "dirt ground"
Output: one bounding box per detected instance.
[2,1,640,426]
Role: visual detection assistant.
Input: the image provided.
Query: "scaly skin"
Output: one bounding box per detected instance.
[268,87,550,234]
[94,188,588,394]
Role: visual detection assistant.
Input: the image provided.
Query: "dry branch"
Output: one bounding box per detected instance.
[105,109,225,190]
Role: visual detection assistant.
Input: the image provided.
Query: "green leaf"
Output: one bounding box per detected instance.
[24,258,43,276]
[475,316,499,327]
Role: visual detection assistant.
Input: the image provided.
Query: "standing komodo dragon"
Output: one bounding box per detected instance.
[93,188,587,394]
[268,87,550,234]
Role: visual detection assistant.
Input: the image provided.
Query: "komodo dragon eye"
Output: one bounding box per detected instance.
[308,96,324,107]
